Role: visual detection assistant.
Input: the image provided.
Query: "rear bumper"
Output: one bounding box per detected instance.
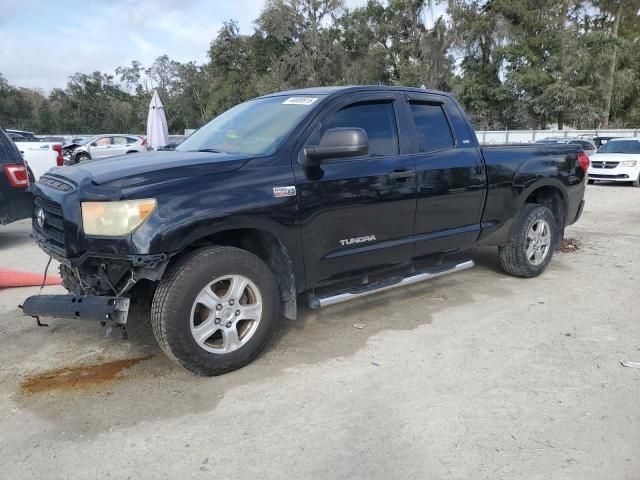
[0,186,33,225]
[573,200,585,224]
[21,294,130,324]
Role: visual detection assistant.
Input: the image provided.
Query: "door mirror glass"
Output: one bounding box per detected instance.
[303,128,369,164]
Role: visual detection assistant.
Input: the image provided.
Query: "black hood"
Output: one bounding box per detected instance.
[50,150,252,188]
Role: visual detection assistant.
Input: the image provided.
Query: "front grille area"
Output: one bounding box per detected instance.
[33,195,67,257]
[39,175,74,192]
[591,161,619,169]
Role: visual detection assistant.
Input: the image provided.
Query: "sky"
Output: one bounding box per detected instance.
[0,0,380,91]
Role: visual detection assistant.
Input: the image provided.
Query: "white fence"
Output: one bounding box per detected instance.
[476,129,640,144]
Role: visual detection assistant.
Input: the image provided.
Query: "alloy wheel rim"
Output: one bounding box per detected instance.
[190,274,263,354]
[526,219,551,266]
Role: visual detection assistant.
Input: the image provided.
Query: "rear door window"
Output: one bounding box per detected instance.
[409,103,454,153]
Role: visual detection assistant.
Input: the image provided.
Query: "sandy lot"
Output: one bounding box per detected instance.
[0,184,638,479]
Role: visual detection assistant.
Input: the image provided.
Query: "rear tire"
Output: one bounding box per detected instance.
[498,204,558,278]
[151,246,279,376]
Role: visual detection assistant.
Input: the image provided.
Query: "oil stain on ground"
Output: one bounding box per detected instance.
[21,355,153,395]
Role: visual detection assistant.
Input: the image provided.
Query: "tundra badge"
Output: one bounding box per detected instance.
[340,235,377,246]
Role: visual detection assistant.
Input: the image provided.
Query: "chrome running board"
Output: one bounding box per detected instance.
[308,260,474,309]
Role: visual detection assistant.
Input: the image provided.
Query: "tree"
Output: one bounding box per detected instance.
[1,1,639,133]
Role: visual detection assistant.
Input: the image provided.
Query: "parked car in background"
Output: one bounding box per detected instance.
[587,137,640,187]
[0,128,33,225]
[535,137,597,156]
[63,134,150,164]
[592,136,621,149]
[8,134,63,180]
[37,136,66,143]
[157,135,186,151]
[5,129,38,141]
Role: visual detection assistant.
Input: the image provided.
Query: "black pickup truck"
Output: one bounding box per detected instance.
[22,86,588,375]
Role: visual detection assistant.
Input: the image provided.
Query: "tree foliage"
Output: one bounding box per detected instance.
[1,0,638,134]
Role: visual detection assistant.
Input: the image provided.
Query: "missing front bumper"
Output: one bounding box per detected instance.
[21,295,130,325]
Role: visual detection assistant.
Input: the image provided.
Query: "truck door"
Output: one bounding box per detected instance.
[404,93,486,257]
[295,93,417,287]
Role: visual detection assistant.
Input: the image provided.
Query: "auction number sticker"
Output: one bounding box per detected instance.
[283,97,318,106]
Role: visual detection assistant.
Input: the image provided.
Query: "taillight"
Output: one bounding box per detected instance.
[4,164,29,188]
[52,144,64,166]
[577,151,590,172]
[141,137,148,146]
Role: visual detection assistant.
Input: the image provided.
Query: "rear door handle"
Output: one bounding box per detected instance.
[388,168,415,181]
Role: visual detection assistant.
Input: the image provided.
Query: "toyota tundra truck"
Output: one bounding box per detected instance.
[22,86,588,376]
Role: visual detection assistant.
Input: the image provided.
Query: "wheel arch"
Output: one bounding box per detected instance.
[170,227,299,320]
[520,180,568,234]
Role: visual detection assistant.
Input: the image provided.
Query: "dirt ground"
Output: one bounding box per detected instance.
[0,184,638,480]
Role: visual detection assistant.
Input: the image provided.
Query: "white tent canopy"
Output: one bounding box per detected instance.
[146,90,169,150]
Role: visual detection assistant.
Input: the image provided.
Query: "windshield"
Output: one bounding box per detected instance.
[176,95,324,156]
[598,140,640,154]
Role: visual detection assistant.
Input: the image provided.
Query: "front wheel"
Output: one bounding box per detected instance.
[587,179,595,185]
[632,173,640,188]
[498,204,558,278]
[151,246,279,376]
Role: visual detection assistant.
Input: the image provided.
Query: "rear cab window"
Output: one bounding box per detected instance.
[408,102,455,153]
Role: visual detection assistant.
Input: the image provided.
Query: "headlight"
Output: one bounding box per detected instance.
[620,160,637,167]
[82,199,156,236]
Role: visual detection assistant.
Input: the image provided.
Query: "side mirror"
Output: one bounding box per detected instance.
[303,128,368,165]
[90,142,97,147]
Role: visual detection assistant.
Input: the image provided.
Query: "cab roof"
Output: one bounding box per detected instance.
[260,85,451,100]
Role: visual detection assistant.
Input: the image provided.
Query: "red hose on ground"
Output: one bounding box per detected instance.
[0,269,62,288]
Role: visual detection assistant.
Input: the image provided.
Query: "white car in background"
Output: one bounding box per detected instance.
[534,137,597,157]
[65,134,150,164]
[4,130,63,180]
[588,137,640,187]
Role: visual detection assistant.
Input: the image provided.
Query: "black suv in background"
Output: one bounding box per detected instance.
[0,128,33,225]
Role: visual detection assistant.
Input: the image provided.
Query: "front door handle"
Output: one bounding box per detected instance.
[388,168,415,181]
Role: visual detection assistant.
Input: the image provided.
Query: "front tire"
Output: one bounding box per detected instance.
[498,204,558,278]
[587,179,595,185]
[75,153,90,163]
[151,246,279,376]
[632,173,640,188]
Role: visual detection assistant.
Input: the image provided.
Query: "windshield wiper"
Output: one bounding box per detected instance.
[196,148,222,153]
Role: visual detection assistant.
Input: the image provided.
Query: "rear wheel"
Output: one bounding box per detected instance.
[498,204,557,278]
[151,246,279,376]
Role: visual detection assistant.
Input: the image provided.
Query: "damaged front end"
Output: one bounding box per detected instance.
[21,172,169,334]
[22,253,169,336]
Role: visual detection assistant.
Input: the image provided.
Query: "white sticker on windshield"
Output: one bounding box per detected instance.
[283,97,319,106]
